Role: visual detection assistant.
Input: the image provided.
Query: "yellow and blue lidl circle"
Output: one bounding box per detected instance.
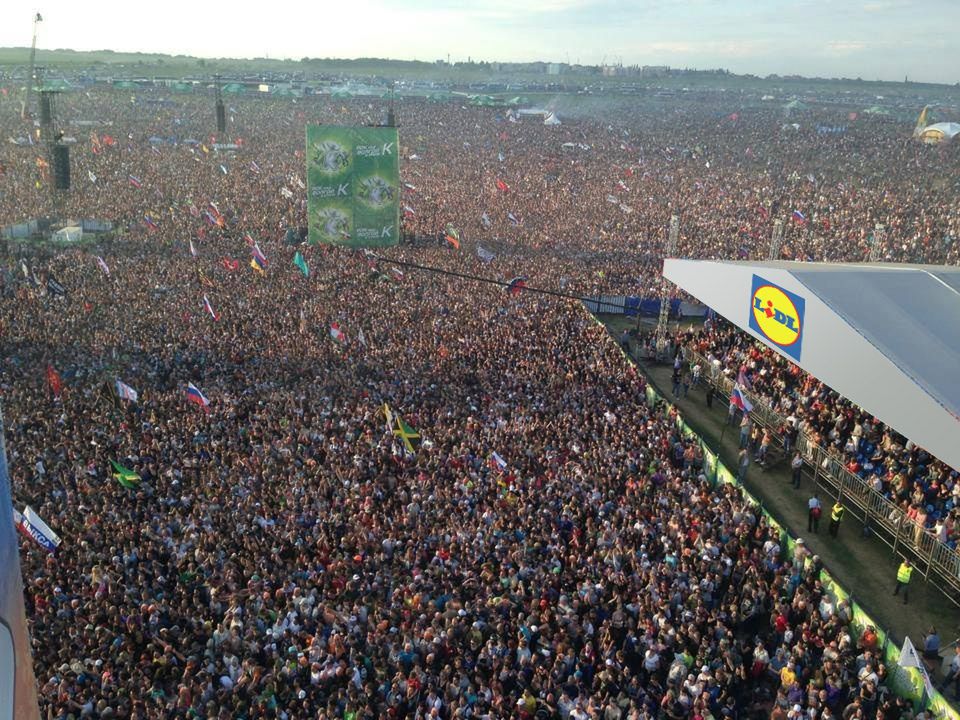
[748,275,805,361]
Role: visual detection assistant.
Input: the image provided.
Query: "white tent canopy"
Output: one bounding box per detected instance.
[664,259,960,471]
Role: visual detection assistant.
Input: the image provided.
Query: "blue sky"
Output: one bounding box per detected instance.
[2,0,958,84]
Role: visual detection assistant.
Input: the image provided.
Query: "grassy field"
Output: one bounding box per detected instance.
[0,47,958,105]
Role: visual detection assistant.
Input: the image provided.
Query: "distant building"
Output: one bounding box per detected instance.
[547,63,568,75]
[641,65,670,78]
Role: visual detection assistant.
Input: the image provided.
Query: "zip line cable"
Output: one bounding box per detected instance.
[369,252,638,315]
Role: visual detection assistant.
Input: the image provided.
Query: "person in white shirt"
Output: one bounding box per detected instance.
[808,494,822,533]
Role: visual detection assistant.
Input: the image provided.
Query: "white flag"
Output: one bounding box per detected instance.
[899,636,935,697]
[115,379,139,403]
[20,506,62,553]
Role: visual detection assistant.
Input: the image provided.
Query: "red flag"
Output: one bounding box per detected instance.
[495,178,509,193]
[83,301,93,313]
[46,365,63,399]
[221,257,239,271]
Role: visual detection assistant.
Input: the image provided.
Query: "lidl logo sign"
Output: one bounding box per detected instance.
[749,275,805,361]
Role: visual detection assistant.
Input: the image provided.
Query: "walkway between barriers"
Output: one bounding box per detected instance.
[615,333,960,682]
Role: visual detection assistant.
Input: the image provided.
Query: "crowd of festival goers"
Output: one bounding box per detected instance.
[0,82,958,718]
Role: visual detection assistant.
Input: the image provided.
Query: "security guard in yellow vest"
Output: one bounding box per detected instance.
[829,502,845,537]
[893,559,913,604]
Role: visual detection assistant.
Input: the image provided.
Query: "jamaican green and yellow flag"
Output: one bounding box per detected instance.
[393,414,420,455]
[110,460,141,489]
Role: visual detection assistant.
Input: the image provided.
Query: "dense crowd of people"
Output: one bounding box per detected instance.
[0,84,957,718]
[682,323,960,551]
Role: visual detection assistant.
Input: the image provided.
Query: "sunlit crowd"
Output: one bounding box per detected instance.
[1,84,956,719]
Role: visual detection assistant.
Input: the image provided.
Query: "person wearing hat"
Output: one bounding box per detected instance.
[893,559,913,604]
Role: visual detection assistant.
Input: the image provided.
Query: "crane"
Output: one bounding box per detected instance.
[22,12,42,121]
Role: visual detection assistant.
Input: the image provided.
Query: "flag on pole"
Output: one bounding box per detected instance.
[508,212,521,226]
[496,178,509,193]
[249,160,261,174]
[358,328,367,348]
[506,276,527,296]
[115,379,138,403]
[250,240,268,274]
[477,245,495,263]
[110,460,141,489]
[480,212,491,229]
[329,322,346,345]
[95,256,111,276]
[88,169,97,183]
[128,175,142,188]
[403,204,416,217]
[444,224,460,250]
[489,452,508,473]
[46,365,63,399]
[899,636,935,698]
[393,414,420,456]
[389,267,404,282]
[792,209,807,225]
[730,384,753,414]
[46,275,67,297]
[189,239,198,257]
[185,382,210,411]
[143,215,159,231]
[202,295,220,321]
[293,251,309,278]
[19,506,61,553]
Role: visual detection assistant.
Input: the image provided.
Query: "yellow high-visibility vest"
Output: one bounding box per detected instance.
[831,504,844,522]
[897,562,913,584]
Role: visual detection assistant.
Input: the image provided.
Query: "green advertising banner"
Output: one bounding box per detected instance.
[306,125,400,247]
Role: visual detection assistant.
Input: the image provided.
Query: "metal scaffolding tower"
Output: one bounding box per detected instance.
[655,214,680,354]
[869,224,886,262]
[768,218,784,260]
[23,12,43,120]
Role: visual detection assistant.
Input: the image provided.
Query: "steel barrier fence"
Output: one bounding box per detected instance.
[686,348,960,605]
